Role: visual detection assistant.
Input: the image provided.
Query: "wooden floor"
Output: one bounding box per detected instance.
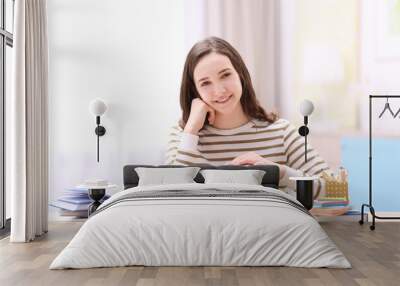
[0,221,399,286]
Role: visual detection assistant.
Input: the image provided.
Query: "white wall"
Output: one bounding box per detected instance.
[359,0,400,135]
[48,0,185,204]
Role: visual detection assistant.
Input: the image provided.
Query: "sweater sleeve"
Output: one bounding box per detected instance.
[280,121,331,200]
[165,125,210,165]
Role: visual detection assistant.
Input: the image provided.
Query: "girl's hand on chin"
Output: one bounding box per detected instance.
[184,98,216,135]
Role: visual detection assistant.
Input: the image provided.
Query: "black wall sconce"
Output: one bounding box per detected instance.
[291,99,316,210]
[298,99,314,163]
[89,99,107,162]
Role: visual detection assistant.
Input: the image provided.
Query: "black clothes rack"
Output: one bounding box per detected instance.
[359,95,400,230]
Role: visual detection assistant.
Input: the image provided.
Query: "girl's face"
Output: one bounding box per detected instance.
[193,53,243,114]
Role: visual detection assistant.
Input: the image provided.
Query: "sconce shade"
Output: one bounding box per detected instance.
[299,100,314,116]
[89,99,107,116]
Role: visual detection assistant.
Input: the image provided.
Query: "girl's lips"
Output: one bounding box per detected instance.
[215,95,232,104]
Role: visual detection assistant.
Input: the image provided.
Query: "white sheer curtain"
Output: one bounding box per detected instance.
[10,0,48,242]
[202,0,280,113]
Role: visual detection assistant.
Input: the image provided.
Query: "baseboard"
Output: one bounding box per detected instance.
[368,212,400,222]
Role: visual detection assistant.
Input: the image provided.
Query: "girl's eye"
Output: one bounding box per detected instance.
[222,73,231,78]
[201,81,211,87]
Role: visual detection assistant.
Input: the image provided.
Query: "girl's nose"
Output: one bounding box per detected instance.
[214,84,227,96]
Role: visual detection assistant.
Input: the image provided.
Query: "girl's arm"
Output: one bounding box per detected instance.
[165,126,210,165]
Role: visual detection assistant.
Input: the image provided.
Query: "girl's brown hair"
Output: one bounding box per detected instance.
[179,36,278,128]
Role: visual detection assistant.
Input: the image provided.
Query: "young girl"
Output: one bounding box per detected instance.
[165,37,329,199]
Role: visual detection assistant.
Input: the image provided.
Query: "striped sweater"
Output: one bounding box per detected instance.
[165,118,330,199]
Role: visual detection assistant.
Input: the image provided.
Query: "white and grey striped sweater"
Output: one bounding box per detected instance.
[165,118,330,199]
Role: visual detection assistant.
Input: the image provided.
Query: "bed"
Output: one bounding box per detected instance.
[50,164,351,269]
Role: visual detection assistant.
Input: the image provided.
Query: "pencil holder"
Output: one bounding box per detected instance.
[325,181,349,200]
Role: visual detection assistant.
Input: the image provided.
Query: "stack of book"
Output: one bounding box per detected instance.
[311,197,351,216]
[50,188,110,218]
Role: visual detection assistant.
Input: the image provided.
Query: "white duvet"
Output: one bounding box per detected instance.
[50,183,351,269]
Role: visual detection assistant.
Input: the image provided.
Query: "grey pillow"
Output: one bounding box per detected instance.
[200,169,266,185]
[135,167,201,186]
